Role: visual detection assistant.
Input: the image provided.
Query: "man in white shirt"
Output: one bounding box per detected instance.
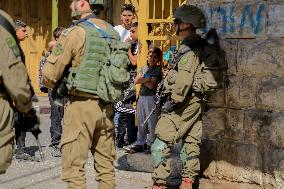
[113,4,136,149]
[113,4,135,42]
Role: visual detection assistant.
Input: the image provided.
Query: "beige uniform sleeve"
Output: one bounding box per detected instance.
[171,51,200,103]
[0,28,32,113]
[42,26,85,88]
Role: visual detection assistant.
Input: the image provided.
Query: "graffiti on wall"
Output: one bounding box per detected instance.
[200,3,266,37]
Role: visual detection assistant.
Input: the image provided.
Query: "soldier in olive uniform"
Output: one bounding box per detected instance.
[151,5,207,189]
[42,0,118,189]
[13,19,41,162]
[0,9,39,174]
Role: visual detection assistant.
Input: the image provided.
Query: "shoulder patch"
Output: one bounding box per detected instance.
[61,26,76,36]
[53,43,64,56]
[5,36,20,57]
[179,54,189,65]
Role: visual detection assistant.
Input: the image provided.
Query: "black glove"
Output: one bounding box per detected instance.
[162,100,176,113]
[22,108,41,136]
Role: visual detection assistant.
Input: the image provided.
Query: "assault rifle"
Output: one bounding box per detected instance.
[141,80,168,127]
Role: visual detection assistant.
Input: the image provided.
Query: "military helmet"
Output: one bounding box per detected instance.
[89,0,107,6]
[173,5,206,28]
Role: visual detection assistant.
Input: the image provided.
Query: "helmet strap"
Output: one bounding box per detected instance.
[176,25,190,35]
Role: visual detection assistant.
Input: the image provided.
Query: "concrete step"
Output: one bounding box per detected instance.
[199,179,263,189]
[116,143,183,186]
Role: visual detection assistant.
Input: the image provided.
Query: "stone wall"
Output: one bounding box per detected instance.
[187,0,284,188]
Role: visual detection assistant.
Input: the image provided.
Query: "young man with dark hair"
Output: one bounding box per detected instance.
[48,26,66,157]
[113,3,135,42]
[128,22,139,67]
[115,22,139,148]
[113,4,136,149]
[39,26,66,157]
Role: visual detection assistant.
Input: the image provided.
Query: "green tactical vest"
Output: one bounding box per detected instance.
[66,20,130,102]
[67,22,107,94]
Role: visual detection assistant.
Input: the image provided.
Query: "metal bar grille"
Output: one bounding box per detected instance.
[138,0,186,68]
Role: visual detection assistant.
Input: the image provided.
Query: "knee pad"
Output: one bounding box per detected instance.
[180,143,189,165]
[151,138,166,167]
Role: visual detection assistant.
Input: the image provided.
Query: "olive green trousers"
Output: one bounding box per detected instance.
[152,100,202,185]
[61,99,116,189]
[0,100,14,174]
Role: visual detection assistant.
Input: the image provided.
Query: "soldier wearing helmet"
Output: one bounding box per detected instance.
[151,5,207,189]
[42,0,118,188]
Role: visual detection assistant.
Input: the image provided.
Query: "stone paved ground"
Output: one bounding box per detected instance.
[0,114,153,189]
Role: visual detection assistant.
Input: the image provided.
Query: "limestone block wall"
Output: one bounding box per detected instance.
[187,0,284,188]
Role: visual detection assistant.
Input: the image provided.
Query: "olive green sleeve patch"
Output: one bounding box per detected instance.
[6,36,20,57]
[179,55,189,65]
[53,43,64,56]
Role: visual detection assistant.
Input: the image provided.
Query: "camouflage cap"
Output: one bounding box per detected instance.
[14,19,26,28]
[173,5,206,28]
[89,0,107,6]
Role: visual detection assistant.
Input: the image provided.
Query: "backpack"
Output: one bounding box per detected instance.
[66,19,130,103]
[191,44,226,96]
[96,38,130,102]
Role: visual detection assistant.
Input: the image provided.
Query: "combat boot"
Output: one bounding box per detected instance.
[127,144,144,153]
[179,178,193,189]
[152,184,166,189]
[144,145,151,154]
[15,153,40,162]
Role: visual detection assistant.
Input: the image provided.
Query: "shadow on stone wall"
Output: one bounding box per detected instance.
[117,37,284,189]
[199,38,284,189]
